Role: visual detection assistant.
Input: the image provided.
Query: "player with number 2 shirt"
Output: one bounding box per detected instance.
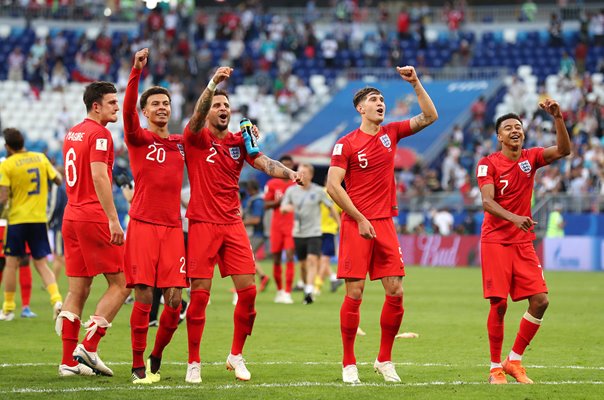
[476,100,570,385]
[327,66,437,384]
[182,66,302,384]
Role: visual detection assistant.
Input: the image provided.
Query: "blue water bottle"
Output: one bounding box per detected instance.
[240,118,260,156]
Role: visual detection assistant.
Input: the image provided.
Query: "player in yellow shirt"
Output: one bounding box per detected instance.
[316,187,342,294]
[0,128,63,321]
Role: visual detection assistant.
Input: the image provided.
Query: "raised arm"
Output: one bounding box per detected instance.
[91,162,124,245]
[479,183,536,232]
[397,66,438,134]
[254,155,303,185]
[326,166,375,239]
[188,66,233,133]
[540,98,571,164]
[123,48,147,139]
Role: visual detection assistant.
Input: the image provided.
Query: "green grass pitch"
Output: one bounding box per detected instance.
[1,262,602,399]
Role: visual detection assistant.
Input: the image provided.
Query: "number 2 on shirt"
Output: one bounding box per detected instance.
[206,147,217,164]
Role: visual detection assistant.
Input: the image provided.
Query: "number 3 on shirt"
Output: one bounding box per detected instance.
[358,152,368,169]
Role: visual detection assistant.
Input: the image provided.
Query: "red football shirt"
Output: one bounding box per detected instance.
[184,124,261,224]
[476,147,547,244]
[330,120,412,221]
[63,118,114,223]
[123,68,184,227]
[264,178,295,230]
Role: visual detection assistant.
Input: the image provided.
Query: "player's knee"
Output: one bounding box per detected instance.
[490,297,508,316]
[164,289,182,308]
[532,295,549,314]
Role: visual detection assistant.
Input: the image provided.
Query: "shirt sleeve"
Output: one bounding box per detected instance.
[330,138,350,170]
[123,68,146,145]
[43,155,58,181]
[476,157,495,188]
[89,127,112,164]
[0,163,10,187]
[385,120,413,142]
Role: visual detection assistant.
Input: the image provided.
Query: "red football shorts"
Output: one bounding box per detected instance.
[187,221,255,279]
[337,218,405,281]
[63,219,124,277]
[270,224,294,253]
[481,241,548,301]
[124,219,187,289]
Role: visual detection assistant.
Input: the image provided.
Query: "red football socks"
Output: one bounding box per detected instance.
[82,321,106,353]
[285,261,294,293]
[273,264,283,291]
[131,302,151,369]
[19,265,32,307]
[340,296,362,366]
[61,317,80,366]
[487,298,508,363]
[187,289,210,363]
[378,295,404,362]
[151,303,181,359]
[511,312,541,356]
[231,285,257,355]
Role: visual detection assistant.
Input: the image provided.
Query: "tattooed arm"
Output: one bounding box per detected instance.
[254,155,303,185]
[397,66,438,134]
[188,66,233,133]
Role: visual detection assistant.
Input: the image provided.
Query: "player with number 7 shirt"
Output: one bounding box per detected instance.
[476,99,571,385]
[122,48,187,384]
[58,81,131,378]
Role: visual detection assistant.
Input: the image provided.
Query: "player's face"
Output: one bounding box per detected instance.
[143,94,171,127]
[281,159,294,170]
[208,95,230,131]
[96,93,119,124]
[497,118,525,148]
[298,165,313,186]
[358,92,385,124]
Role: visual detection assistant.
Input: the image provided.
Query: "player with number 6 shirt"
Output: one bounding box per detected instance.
[182,66,303,383]
[58,81,130,378]
[476,100,571,385]
[123,48,187,384]
[327,66,437,384]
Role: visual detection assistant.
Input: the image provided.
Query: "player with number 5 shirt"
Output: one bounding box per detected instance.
[58,81,130,378]
[476,100,571,385]
[123,48,187,384]
[327,66,437,384]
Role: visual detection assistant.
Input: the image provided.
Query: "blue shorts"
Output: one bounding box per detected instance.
[4,223,51,259]
[321,233,336,257]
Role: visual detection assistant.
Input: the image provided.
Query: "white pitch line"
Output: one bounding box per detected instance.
[1,380,603,394]
[2,361,604,370]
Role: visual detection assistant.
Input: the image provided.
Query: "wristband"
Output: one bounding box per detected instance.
[207,80,217,92]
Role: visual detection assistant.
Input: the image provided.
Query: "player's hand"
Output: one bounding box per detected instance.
[109,219,125,245]
[358,218,376,240]
[511,215,537,232]
[291,170,304,186]
[397,66,418,84]
[252,124,260,140]
[539,98,563,119]
[210,66,233,86]
[134,48,149,69]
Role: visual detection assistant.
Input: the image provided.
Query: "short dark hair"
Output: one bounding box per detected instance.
[3,128,24,151]
[279,154,293,163]
[353,87,382,108]
[83,81,117,112]
[140,86,171,109]
[247,179,259,192]
[495,113,522,133]
[213,89,229,100]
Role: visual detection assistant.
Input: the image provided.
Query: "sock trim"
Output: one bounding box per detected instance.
[523,311,542,325]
